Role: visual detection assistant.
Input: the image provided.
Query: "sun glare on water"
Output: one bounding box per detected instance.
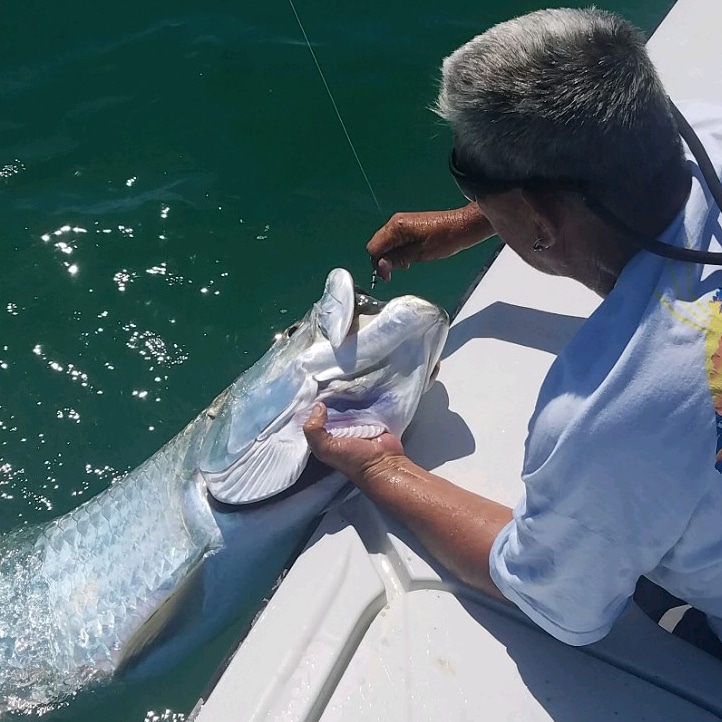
[143,710,187,722]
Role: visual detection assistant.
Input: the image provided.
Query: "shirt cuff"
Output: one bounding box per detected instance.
[489,520,618,647]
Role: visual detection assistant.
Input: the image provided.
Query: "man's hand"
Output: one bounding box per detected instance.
[367,204,495,282]
[303,403,405,484]
[304,403,512,601]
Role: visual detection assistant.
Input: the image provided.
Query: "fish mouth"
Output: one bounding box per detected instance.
[312,287,449,385]
[337,286,387,339]
[315,269,447,358]
[353,285,386,317]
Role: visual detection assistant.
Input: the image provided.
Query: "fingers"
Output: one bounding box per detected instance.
[370,254,410,283]
[366,216,398,261]
[367,206,490,283]
[367,213,417,282]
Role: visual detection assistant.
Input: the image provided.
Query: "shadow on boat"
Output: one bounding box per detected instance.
[443,301,587,359]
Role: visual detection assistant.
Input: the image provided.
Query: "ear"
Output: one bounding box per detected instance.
[519,189,569,249]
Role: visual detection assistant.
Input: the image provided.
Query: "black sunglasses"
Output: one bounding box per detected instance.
[449,108,722,266]
[448,148,586,201]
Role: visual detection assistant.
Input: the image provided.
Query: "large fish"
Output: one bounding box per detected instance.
[0,268,449,716]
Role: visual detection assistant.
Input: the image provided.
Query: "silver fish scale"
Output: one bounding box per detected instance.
[0,415,221,713]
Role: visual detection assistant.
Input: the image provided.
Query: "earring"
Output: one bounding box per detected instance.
[532,238,548,252]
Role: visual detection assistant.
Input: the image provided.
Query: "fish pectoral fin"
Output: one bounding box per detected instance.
[115,557,205,678]
[201,419,311,505]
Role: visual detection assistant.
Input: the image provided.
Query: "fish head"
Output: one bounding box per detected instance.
[197,268,449,504]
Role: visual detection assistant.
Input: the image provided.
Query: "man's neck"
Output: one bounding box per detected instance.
[588,164,693,296]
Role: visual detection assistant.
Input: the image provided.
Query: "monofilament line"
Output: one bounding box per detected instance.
[287,0,384,221]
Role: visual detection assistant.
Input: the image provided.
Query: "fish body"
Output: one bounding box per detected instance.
[0,269,449,715]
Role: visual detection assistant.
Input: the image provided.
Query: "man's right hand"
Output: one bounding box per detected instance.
[367,203,495,282]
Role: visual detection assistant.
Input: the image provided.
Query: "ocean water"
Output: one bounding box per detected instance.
[0,0,674,719]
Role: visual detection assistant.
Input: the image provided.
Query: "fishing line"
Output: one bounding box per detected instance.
[286,0,384,288]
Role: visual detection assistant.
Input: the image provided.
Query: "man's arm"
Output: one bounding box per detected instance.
[303,403,512,601]
[368,203,496,282]
[357,454,513,601]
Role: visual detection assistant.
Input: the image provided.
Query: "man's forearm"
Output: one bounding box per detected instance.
[434,202,496,258]
[355,455,512,601]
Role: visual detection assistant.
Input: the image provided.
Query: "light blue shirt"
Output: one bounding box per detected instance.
[490,102,722,645]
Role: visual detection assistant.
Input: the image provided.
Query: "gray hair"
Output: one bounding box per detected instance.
[436,8,683,208]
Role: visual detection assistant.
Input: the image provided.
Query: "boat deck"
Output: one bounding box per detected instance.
[193,1,722,719]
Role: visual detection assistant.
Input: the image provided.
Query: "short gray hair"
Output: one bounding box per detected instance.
[436,8,682,207]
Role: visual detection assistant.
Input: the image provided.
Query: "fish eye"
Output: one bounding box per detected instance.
[285,322,301,337]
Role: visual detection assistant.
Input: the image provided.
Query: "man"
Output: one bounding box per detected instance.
[304,8,722,652]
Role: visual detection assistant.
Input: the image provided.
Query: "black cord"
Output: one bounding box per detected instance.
[611,99,722,265]
[671,102,722,214]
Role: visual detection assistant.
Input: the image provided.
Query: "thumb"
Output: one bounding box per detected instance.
[303,402,330,441]
[377,257,393,282]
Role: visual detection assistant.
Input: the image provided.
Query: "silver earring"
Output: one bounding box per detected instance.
[533,238,548,252]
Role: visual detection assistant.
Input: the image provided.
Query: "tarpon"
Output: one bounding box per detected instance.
[0,268,449,716]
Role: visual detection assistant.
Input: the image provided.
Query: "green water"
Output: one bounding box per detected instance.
[0,1,674,719]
